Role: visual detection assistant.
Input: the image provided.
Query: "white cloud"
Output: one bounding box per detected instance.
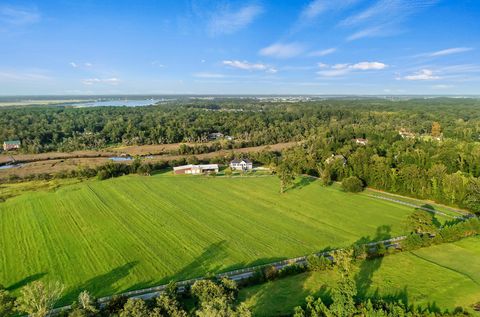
[208,4,263,35]
[151,61,165,67]
[332,63,349,69]
[300,0,360,20]
[82,78,120,85]
[428,47,473,57]
[0,5,40,26]
[259,43,304,58]
[341,0,437,27]
[0,70,51,81]
[432,84,453,89]
[308,48,337,57]
[317,68,351,77]
[351,61,387,70]
[317,61,388,77]
[300,0,327,19]
[70,62,93,69]
[193,72,225,78]
[346,26,386,41]
[222,60,277,73]
[341,0,438,40]
[223,60,266,71]
[400,69,440,81]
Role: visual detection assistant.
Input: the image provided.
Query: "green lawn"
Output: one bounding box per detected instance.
[239,236,480,316]
[1,174,432,304]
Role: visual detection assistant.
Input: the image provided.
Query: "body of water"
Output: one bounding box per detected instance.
[109,157,133,161]
[0,164,22,169]
[74,99,161,107]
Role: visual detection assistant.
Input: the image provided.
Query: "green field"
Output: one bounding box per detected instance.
[0,174,435,304]
[239,236,480,316]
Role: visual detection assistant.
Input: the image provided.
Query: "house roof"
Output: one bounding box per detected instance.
[4,140,20,145]
[230,158,252,164]
[173,164,219,171]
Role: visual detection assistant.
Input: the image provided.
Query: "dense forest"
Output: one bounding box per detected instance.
[1,98,479,153]
[1,98,480,212]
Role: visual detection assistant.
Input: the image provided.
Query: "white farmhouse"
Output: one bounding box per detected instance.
[229,158,253,171]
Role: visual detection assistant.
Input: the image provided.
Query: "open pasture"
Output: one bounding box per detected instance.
[239,236,480,316]
[0,174,429,303]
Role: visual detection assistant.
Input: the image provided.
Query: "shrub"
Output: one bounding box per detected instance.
[278,264,307,277]
[306,254,332,271]
[341,176,364,193]
[104,295,128,315]
[262,265,279,281]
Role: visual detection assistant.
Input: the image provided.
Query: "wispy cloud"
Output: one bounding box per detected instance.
[222,60,277,73]
[151,61,165,68]
[82,78,120,85]
[259,43,305,58]
[307,48,337,57]
[208,4,263,35]
[0,5,40,26]
[396,64,480,82]
[300,0,360,20]
[193,72,226,78]
[70,62,94,69]
[427,47,473,57]
[341,0,437,27]
[0,70,51,81]
[351,61,387,70]
[341,0,438,40]
[346,25,391,41]
[317,61,388,77]
[398,69,440,80]
[432,84,453,89]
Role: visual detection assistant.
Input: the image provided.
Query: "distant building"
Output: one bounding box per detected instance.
[230,158,253,171]
[354,138,368,146]
[208,132,224,140]
[173,164,219,175]
[3,140,20,151]
[399,129,416,139]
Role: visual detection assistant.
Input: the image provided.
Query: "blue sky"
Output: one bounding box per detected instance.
[0,0,479,95]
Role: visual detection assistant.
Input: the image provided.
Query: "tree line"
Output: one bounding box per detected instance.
[1,98,479,154]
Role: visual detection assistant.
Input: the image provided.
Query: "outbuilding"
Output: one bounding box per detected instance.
[3,140,20,151]
[173,164,219,175]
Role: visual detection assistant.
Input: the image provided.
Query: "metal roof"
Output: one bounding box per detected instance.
[3,140,20,145]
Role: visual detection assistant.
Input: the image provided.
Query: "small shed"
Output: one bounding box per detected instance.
[3,140,20,151]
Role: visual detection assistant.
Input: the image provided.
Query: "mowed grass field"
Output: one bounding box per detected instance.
[239,236,480,316]
[1,174,430,303]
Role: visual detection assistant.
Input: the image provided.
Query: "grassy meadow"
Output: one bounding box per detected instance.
[1,174,435,304]
[239,236,480,316]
